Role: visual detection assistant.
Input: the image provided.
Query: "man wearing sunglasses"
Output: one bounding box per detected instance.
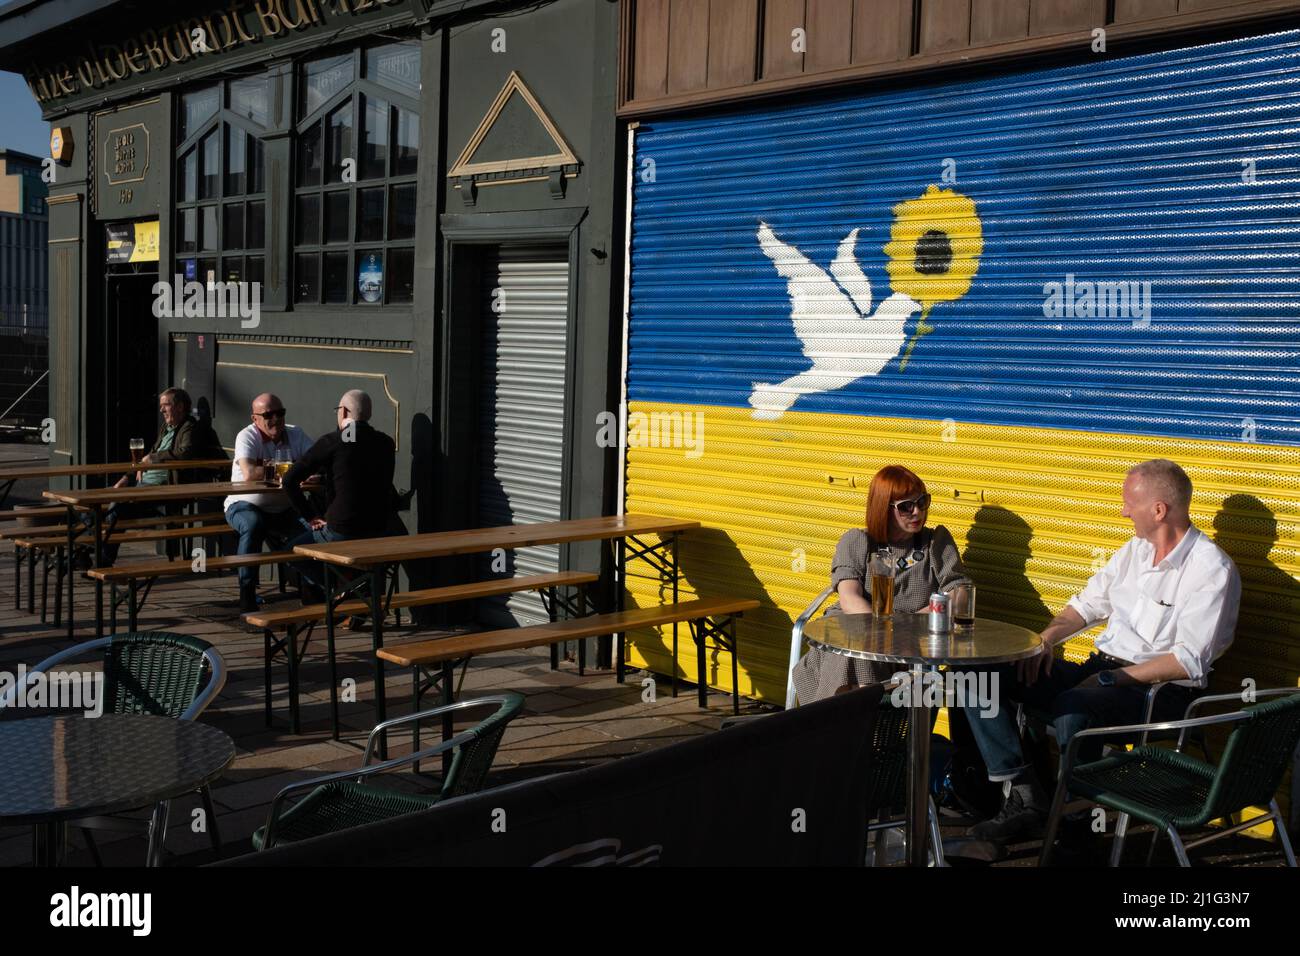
[225,393,314,611]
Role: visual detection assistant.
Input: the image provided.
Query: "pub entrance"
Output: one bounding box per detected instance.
[95,270,159,467]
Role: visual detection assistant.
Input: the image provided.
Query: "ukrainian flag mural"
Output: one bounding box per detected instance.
[623,25,1300,740]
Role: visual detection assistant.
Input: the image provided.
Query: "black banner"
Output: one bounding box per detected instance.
[223,685,883,867]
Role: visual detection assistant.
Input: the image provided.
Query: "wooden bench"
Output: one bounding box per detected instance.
[245,570,599,734]
[9,516,231,624]
[380,595,760,722]
[87,550,297,632]
[0,505,63,522]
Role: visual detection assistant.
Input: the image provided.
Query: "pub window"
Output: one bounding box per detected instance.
[175,75,269,288]
[293,40,420,306]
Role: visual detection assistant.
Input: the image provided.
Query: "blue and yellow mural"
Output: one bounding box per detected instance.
[623,27,1300,730]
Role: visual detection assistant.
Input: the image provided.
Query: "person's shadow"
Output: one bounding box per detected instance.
[960,505,1053,632]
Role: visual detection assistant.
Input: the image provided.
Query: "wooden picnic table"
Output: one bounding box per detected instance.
[0,459,231,509]
[43,480,298,640]
[293,513,700,756]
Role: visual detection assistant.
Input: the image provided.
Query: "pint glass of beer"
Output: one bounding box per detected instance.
[129,438,145,465]
[868,550,896,619]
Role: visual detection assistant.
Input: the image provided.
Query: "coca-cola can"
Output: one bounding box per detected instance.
[927,592,950,634]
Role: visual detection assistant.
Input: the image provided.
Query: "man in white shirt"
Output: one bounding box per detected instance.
[224,393,314,611]
[965,459,1241,844]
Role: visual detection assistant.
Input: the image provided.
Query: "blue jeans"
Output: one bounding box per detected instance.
[964,654,1199,782]
[286,525,351,595]
[224,502,310,588]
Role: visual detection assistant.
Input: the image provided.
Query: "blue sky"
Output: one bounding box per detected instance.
[0,71,47,158]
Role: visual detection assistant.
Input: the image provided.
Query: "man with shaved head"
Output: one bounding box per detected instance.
[225,392,315,611]
[961,458,1241,846]
[282,389,396,594]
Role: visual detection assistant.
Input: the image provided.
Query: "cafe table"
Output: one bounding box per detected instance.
[0,713,235,866]
[292,513,700,757]
[43,480,282,639]
[0,458,230,510]
[802,613,1041,867]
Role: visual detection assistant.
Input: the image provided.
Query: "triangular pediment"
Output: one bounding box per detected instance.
[448,71,580,181]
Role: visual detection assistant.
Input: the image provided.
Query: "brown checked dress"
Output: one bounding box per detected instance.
[791,525,972,704]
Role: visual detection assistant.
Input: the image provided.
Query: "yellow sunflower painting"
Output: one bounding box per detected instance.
[883,185,983,370]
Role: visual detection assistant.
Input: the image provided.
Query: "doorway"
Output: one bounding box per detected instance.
[99,272,159,465]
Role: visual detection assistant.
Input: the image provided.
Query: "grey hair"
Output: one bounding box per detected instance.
[1128,459,1193,513]
[339,389,373,422]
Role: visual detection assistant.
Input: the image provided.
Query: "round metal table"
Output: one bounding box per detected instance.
[803,613,1041,866]
[0,714,235,866]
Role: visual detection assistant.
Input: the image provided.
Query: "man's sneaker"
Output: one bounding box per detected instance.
[969,785,1048,843]
[238,584,261,614]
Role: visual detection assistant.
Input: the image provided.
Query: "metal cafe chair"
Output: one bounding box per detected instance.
[254,692,524,850]
[1040,688,1300,867]
[0,631,227,866]
[783,585,946,866]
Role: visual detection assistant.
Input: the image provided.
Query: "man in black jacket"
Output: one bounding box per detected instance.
[283,389,397,594]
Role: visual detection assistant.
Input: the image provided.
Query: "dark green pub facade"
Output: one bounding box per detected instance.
[0,0,623,621]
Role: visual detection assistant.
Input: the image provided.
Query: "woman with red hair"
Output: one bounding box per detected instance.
[792,465,971,703]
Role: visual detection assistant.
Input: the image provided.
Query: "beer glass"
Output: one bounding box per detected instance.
[951,583,976,631]
[868,550,896,619]
[128,438,145,465]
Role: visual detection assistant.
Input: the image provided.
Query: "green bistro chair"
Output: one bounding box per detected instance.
[0,631,227,866]
[254,692,524,851]
[1040,688,1300,867]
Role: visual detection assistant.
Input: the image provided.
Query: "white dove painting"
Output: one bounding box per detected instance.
[749,222,920,420]
[748,185,984,420]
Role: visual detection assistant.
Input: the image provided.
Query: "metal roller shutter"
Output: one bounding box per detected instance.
[478,244,570,626]
[624,29,1300,713]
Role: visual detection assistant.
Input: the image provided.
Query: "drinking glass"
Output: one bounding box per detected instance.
[868,550,896,619]
[128,438,145,465]
[950,583,976,631]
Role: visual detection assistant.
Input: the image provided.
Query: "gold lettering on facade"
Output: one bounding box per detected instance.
[255,0,283,35]
[123,39,147,74]
[141,30,168,69]
[103,45,129,81]
[353,0,375,10]
[274,0,301,29]
[75,58,97,88]
[56,65,76,95]
[229,1,258,42]
[162,26,190,64]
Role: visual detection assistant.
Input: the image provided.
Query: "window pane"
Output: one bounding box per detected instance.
[179,258,197,282]
[199,131,219,199]
[365,41,420,97]
[223,204,244,250]
[180,85,219,140]
[179,151,197,203]
[199,257,217,286]
[326,101,353,184]
[247,201,265,248]
[387,248,413,304]
[246,255,265,287]
[248,136,265,194]
[324,251,348,303]
[301,53,354,118]
[177,208,196,253]
[229,75,269,126]
[360,94,388,180]
[298,121,322,188]
[224,257,244,283]
[295,253,319,303]
[199,205,218,251]
[356,250,383,304]
[295,194,320,245]
[324,191,349,243]
[393,106,418,176]
[356,187,383,242]
[388,183,415,240]
[225,126,246,196]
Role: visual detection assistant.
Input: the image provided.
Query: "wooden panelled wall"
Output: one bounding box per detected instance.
[621,0,1300,115]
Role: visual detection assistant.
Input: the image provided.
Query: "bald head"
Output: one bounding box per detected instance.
[250,392,287,441]
[339,389,372,422]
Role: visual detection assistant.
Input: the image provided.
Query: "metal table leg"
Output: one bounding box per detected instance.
[92,505,104,639]
[65,506,76,639]
[370,563,388,760]
[324,564,340,741]
[34,821,66,867]
[907,663,934,867]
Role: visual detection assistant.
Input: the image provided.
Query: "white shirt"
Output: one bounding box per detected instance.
[223,423,314,512]
[1067,525,1240,688]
